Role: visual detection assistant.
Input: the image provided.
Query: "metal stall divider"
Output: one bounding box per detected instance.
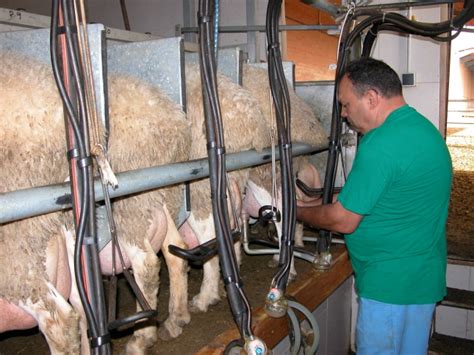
[107,37,185,108]
[251,61,295,88]
[185,45,243,85]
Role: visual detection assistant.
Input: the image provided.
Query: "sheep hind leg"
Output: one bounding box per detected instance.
[190,254,221,313]
[64,227,92,355]
[121,239,161,355]
[158,204,190,340]
[20,283,81,355]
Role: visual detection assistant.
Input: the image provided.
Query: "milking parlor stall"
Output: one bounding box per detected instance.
[0,1,473,354]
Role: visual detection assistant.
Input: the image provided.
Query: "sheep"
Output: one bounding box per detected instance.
[0,52,191,354]
[241,63,327,277]
[178,64,270,312]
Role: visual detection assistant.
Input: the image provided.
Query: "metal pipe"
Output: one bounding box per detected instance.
[181,24,338,33]
[303,0,454,16]
[301,0,341,18]
[119,0,131,31]
[354,0,455,11]
[0,142,328,224]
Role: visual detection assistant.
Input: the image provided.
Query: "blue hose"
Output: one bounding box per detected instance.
[214,0,219,62]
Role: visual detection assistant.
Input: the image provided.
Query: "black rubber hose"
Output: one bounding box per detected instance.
[60,2,102,342]
[266,0,297,291]
[198,0,253,339]
[51,0,99,340]
[295,179,342,198]
[353,0,474,33]
[108,310,157,331]
[317,8,355,255]
[168,230,241,263]
[346,4,474,52]
[52,2,110,352]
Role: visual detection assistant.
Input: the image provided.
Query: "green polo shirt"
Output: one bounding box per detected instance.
[338,105,452,304]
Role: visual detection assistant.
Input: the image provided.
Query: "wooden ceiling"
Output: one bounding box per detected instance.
[285,0,340,26]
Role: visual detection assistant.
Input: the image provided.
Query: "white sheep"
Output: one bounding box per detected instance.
[0,52,191,354]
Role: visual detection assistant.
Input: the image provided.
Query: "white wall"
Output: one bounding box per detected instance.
[0,0,271,60]
[0,0,48,15]
[371,4,448,131]
[0,0,185,37]
[448,28,474,118]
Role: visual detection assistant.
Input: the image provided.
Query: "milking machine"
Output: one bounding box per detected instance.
[197,0,267,353]
[50,1,160,353]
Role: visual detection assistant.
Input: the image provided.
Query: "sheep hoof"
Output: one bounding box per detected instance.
[123,334,153,355]
[158,325,179,341]
[158,317,187,340]
[288,271,297,283]
[267,258,278,268]
[189,294,220,313]
[189,302,209,313]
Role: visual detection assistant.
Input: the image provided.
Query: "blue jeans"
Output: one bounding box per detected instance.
[356,297,435,355]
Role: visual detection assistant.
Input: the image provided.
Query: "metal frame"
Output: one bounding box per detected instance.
[0,143,328,224]
[181,24,339,33]
[0,7,159,42]
[353,0,455,11]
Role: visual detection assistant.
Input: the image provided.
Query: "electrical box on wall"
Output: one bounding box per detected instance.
[402,73,416,86]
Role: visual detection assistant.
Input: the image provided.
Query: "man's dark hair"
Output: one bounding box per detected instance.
[341,57,402,98]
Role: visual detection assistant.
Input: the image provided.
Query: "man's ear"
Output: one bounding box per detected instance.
[366,89,379,108]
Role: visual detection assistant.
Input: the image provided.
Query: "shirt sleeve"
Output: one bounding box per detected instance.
[338,138,394,215]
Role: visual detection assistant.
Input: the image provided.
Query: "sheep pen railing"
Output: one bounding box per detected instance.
[0,142,328,224]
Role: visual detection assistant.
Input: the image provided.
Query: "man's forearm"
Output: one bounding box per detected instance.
[297,204,340,232]
[296,201,362,234]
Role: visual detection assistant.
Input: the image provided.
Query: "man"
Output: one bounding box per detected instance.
[297,57,452,354]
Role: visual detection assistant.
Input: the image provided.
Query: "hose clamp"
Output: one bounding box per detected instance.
[198,15,211,24]
[267,42,279,52]
[89,332,111,348]
[67,147,79,160]
[77,156,93,168]
[223,275,243,287]
[206,141,217,150]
